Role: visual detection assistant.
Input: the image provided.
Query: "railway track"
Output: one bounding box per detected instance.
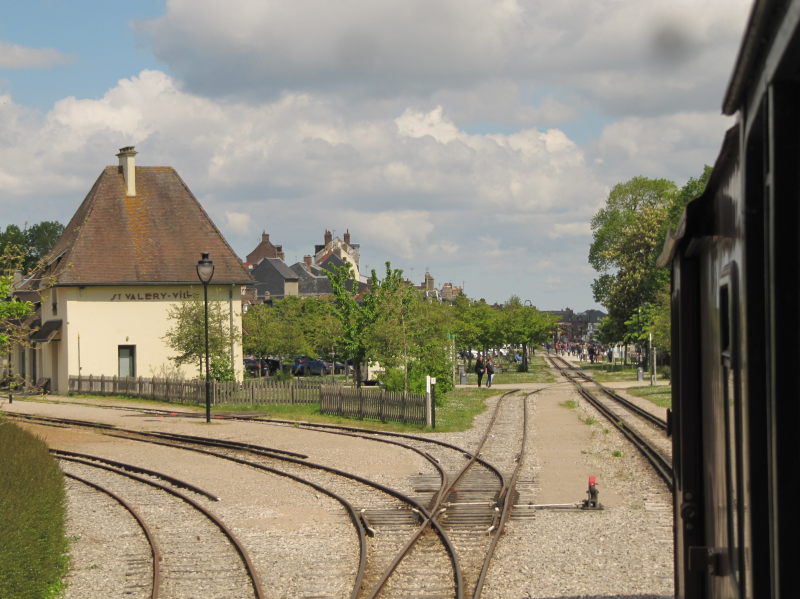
[58,452,264,599]
[6,412,449,597]
[6,392,534,598]
[350,389,533,598]
[546,356,673,490]
[62,472,159,598]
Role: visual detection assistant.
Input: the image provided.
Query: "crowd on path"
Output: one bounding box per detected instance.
[546,341,621,364]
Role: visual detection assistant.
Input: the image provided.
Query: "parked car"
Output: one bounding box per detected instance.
[324,359,351,374]
[292,356,330,376]
[244,356,281,377]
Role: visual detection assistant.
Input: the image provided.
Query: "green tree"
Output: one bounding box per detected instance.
[242,299,310,366]
[404,294,455,394]
[472,299,502,353]
[648,285,671,359]
[242,296,343,371]
[451,294,481,368]
[162,292,240,380]
[0,275,33,352]
[326,262,378,386]
[589,176,678,338]
[0,221,64,273]
[366,264,417,390]
[499,297,559,370]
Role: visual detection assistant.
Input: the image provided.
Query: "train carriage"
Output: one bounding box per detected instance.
[659,1,800,597]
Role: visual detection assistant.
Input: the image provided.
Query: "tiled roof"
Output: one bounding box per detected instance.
[42,166,252,286]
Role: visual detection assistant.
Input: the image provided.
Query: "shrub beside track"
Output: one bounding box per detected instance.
[0,418,69,599]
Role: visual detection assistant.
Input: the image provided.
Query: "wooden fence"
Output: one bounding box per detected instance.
[319,384,427,425]
[68,375,321,405]
[68,375,428,425]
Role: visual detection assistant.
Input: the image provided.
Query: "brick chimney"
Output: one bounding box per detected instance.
[262,232,270,243]
[344,230,351,246]
[324,230,332,244]
[303,255,312,267]
[116,146,137,197]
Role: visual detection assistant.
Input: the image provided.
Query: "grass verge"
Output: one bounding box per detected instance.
[33,385,501,434]
[0,417,69,599]
[625,385,672,409]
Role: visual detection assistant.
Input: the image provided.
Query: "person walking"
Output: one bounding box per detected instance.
[486,354,495,388]
[475,353,485,387]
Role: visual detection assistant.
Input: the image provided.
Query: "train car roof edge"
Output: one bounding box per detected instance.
[657,125,740,268]
[723,0,794,115]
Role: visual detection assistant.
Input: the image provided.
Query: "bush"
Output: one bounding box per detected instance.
[0,419,69,598]
[210,356,235,382]
[379,359,454,400]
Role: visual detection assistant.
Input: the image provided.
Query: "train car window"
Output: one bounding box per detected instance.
[719,263,745,594]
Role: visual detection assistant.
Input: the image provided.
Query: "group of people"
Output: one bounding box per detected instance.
[474,353,496,388]
[547,341,614,364]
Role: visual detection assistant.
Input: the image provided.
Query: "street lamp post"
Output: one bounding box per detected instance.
[196,253,215,423]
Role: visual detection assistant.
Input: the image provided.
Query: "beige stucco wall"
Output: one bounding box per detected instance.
[34,283,244,393]
[284,280,299,296]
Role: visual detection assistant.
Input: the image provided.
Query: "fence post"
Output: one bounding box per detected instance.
[402,391,407,424]
[380,389,385,423]
[100,374,105,395]
[425,376,431,427]
[358,386,364,420]
[338,384,343,417]
[291,381,295,404]
[431,380,436,429]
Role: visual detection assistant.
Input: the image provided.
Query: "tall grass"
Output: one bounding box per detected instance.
[0,418,69,599]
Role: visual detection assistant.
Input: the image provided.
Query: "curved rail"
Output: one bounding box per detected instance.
[53,449,220,501]
[58,455,266,599]
[63,472,161,599]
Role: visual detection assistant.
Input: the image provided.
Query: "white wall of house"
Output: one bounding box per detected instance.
[35,283,244,393]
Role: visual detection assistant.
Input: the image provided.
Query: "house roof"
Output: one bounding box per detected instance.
[289,262,334,295]
[255,258,298,281]
[40,165,252,287]
[30,319,62,342]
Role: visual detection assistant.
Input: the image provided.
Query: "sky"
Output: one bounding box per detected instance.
[1,0,753,311]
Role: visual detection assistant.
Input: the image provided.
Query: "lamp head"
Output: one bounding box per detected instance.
[196,252,215,283]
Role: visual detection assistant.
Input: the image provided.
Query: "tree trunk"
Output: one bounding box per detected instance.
[354,359,363,388]
[521,342,529,372]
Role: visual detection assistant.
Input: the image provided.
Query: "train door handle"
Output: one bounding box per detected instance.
[689,546,730,576]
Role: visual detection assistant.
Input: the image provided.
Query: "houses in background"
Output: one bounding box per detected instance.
[547,308,606,342]
[243,230,463,304]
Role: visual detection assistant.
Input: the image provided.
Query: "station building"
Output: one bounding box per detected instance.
[11,147,252,393]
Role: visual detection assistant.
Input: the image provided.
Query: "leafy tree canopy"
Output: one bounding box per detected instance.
[0,221,64,273]
[162,291,239,380]
[589,168,711,347]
